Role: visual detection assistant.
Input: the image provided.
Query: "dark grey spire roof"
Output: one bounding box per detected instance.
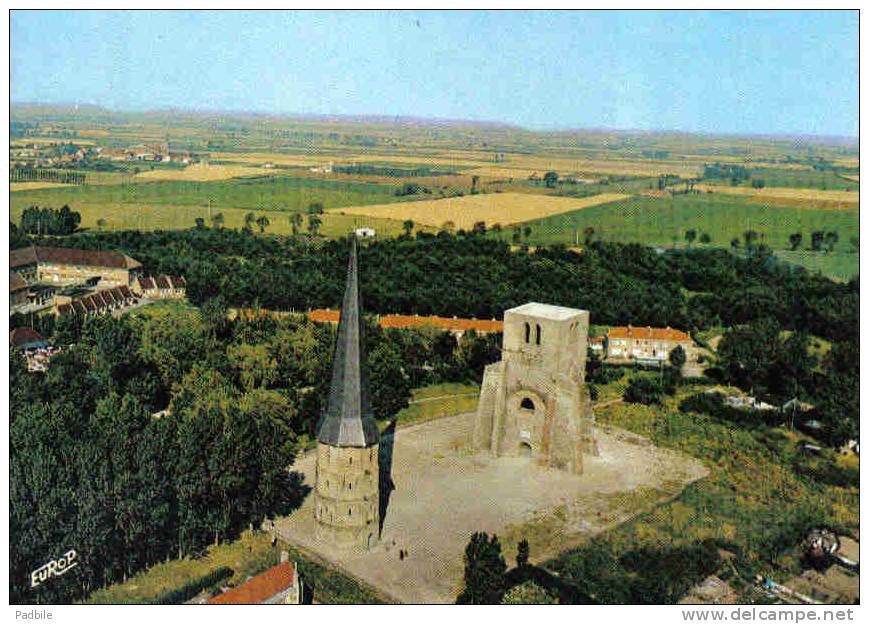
[317,237,380,448]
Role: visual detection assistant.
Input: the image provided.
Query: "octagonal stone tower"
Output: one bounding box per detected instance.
[472,302,597,474]
[314,237,380,551]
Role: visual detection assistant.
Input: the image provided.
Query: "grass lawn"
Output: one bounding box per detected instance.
[544,384,858,604]
[502,194,858,255]
[83,531,388,604]
[393,382,480,429]
[774,250,859,282]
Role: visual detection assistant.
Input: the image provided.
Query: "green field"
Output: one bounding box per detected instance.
[10,201,419,239]
[10,174,409,213]
[714,167,860,191]
[10,173,426,238]
[774,250,859,282]
[395,383,480,428]
[506,194,858,252]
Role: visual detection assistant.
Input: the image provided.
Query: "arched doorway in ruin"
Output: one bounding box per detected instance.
[506,389,546,458]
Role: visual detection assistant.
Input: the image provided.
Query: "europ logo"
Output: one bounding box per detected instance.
[31,550,79,588]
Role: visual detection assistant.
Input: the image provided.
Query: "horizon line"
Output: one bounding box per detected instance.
[10,100,859,144]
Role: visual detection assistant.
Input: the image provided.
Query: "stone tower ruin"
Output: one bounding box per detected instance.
[314,237,380,550]
[473,302,597,474]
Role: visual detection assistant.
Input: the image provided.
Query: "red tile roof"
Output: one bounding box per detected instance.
[10,327,46,348]
[607,326,692,342]
[308,309,502,334]
[206,562,296,605]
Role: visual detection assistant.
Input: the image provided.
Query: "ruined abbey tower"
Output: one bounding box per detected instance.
[314,238,380,550]
[473,302,597,474]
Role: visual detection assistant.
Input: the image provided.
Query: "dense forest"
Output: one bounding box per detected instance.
[9,225,858,603]
[10,295,499,604]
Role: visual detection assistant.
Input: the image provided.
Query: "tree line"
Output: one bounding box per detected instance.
[11,167,86,185]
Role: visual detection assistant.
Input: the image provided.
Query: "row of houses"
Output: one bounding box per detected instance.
[56,285,136,317]
[10,245,186,316]
[306,308,503,339]
[590,325,696,364]
[136,275,187,299]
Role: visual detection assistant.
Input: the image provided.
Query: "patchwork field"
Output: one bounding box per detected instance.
[210,150,704,178]
[9,201,418,238]
[10,174,408,213]
[330,191,629,229]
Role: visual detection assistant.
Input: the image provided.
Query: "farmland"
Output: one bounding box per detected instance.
[331,191,629,230]
[133,162,273,181]
[694,184,859,207]
[9,201,419,238]
[706,167,860,191]
[10,174,411,212]
[9,105,859,279]
[507,194,858,249]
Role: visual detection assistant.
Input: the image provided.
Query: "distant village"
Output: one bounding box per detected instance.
[10,137,199,170]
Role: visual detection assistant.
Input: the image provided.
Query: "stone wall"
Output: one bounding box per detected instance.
[314,442,380,550]
[473,303,597,475]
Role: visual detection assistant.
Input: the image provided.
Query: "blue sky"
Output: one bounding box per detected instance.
[11,10,859,136]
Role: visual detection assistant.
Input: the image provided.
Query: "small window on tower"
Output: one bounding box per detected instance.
[535,324,542,345]
[524,322,530,343]
[520,397,535,411]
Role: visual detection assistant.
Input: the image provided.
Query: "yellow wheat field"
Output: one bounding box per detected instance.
[329,191,629,230]
[9,182,73,191]
[134,163,268,182]
[695,184,859,206]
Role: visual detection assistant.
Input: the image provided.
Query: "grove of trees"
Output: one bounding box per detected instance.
[19,205,82,235]
[9,295,501,604]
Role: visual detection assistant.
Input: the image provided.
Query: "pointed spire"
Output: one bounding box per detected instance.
[317,236,379,447]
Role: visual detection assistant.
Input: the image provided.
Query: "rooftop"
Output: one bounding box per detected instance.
[10,327,48,349]
[317,238,379,448]
[308,309,502,334]
[506,302,587,321]
[10,271,27,293]
[206,562,296,605]
[607,326,692,342]
[10,245,142,271]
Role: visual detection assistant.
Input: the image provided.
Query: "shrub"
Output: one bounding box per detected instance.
[623,377,664,405]
[151,566,234,604]
[501,581,558,604]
